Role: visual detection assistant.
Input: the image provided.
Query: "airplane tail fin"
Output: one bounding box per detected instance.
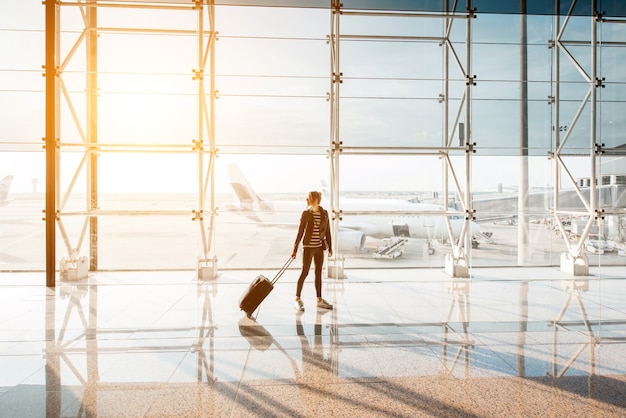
[320,179,330,200]
[227,165,274,214]
[0,176,14,201]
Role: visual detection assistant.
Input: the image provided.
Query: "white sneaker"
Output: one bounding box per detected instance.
[294,299,304,312]
[317,298,333,309]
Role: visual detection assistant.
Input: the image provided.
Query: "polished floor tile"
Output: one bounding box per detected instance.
[0,266,625,417]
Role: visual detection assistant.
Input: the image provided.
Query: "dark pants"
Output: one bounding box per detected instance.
[296,246,324,298]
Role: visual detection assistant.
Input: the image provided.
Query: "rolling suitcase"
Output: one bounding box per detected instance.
[239,257,293,317]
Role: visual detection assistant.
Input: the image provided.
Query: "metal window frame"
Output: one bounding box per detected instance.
[327,2,476,277]
[45,0,218,286]
[43,0,623,285]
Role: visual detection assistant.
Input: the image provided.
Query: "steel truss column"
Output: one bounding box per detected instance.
[443,3,475,278]
[87,1,98,272]
[195,0,218,280]
[45,0,59,287]
[553,2,603,275]
[518,1,530,265]
[327,0,344,279]
[55,0,100,282]
[462,3,475,273]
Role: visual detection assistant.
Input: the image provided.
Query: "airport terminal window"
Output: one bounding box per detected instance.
[0,1,625,274]
[0,2,46,270]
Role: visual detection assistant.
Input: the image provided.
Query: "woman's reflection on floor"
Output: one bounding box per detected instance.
[295,309,335,415]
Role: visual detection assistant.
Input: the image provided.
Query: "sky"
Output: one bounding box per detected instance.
[0,1,619,195]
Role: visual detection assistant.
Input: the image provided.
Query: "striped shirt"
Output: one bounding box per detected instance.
[304,211,323,248]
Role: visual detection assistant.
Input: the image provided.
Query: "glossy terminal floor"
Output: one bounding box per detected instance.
[1,266,625,417]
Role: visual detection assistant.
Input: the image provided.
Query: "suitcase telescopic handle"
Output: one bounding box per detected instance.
[271,257,294,285]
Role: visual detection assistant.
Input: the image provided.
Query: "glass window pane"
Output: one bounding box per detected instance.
[2,1,625,273]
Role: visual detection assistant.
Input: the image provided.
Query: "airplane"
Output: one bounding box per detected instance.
[224,164,480,257]
[0,176,13,207]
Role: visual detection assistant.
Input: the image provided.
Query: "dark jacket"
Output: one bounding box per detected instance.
[293,206,332,253]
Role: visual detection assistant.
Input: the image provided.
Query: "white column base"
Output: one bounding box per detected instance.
[444,253,469,278]
[59,256,89,282]
[197,257,218,280]
[560,252,589,276]
[327,256,345,279]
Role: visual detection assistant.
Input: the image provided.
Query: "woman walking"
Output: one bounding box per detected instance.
[291,191,333,311]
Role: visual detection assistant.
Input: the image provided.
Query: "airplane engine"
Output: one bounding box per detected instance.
[337,230,366,252]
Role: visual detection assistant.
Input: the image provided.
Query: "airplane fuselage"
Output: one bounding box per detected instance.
[331,199,476,240]
[225,164,480,253]
[229,198,478,244]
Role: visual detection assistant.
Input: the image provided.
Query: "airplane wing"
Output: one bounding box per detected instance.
[473,214,518,224]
